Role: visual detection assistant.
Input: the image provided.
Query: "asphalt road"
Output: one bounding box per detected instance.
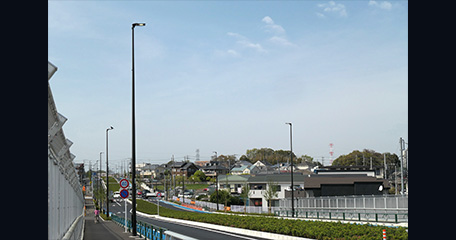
[109,198,269,240]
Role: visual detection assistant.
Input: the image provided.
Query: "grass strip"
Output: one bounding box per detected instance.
[135,199,408,240]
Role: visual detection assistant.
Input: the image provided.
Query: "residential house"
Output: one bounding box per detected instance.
[271,162,298,173]
[194,160,210,167]
[138,163,159,180]
[201,161,229,177]
[301,174,389,197]
[250,160,275,174]
[247,174,305,208]
[243,173,389,211]
[230,160,252,175]
[231,165,249,175]
[314,165,385,179]
[152,164,167,180]
[217,175,250,194]
[170,161,199,178]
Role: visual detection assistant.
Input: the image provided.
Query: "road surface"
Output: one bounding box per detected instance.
[109,198,269,240]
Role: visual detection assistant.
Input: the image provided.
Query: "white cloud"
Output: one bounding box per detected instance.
[368,1,392,10]
[261,16,274,25]
[227,32,267,53]
[226,49,240,57]
[317,1,347,17]
[269,36,294,46]
[261,16,295,47]
[214,49,240,58]
[316,12,326,19]
[262,16,286,35]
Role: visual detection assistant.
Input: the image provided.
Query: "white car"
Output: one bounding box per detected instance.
[142,189,156,199]
[113,191,121,199]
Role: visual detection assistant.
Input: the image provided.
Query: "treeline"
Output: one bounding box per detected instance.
[331,149,400,167]
[214,148,322,167]
[213,148,399,169]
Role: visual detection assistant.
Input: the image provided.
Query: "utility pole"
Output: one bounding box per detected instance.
[213,151,219,211]
[99,152,103,208]
[394,165,398,195]
[399,137,405,195]
[383,153,387,179]
[285,122,294,218]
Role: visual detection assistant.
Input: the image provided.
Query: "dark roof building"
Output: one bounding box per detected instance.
[170,161,199,178]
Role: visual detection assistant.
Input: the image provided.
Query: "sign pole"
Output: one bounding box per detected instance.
[125,198,127,232]
[119,178,130,233]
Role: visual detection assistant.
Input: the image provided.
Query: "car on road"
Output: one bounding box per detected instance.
[142,189,156,199]
[113,191,121,199]
[178,190,193,198]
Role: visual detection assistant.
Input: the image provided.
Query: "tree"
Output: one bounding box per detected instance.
[331,149,400,167]
[209,189,241,207]
[240,183,252,214]
[191,170,206,182]
[239,155,249,162]
[263,180,279,215]
[243,148,299,165]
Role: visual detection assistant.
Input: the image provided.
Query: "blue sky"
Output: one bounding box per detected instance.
[48,1,408,168]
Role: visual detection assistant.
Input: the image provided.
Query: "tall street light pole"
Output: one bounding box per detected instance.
[131,22,145,236]
[99,152,103,209]
[213,151,218,211]
[106,126,114,216]
[285,122,294,217]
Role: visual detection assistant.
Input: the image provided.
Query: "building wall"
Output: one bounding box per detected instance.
[321,184,354,196]
[354,182,384,195]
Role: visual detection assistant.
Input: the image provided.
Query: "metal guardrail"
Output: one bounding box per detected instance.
[274,209,408,223]
[111,214,198,240]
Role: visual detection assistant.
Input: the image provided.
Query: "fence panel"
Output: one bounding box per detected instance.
[277,195,408,223]
[49,61,85,240]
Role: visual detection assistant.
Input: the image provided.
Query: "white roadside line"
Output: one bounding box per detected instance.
[152,216,259,240]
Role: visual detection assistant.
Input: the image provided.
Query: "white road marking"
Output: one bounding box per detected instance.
[152,217,260,240]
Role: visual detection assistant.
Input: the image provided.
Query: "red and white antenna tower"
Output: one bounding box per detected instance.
[329,143,334,164]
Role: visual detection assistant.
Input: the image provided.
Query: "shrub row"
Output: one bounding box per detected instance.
[136,200,408,240]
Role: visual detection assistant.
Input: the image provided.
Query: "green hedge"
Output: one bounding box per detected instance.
[136,200,408,240]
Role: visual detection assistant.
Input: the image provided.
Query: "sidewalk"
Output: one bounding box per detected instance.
[83,197,140,240]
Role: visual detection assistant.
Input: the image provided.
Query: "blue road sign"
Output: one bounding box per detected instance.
[120,189,129,199]
[119,179,129,189]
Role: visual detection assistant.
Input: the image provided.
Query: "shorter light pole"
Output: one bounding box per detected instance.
[99,152,103,209]
[106,126,114,216]
[285,122,294,217]
[213,151,218,211]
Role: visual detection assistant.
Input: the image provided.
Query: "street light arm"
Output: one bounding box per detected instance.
[132,23,146,28]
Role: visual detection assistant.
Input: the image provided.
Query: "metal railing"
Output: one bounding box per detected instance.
[277,195,408,223]
[230,205,280,214]
[228,195,408,223]
[111,214,198,240]
[280,195,408,210]
[274,209,408,223]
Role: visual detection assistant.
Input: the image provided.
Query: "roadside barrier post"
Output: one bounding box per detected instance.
[383,229,386,240]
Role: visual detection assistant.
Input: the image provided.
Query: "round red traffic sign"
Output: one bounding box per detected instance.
[156,192,162,197]
[120,189,129,199]
[119,178,129,189]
